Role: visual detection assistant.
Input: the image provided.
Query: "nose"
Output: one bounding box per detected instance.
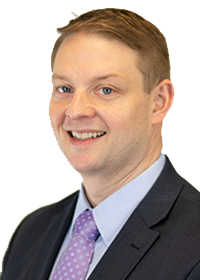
[65,90,95,120]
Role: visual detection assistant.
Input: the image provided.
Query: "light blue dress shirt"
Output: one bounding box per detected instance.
[49,154,165,279]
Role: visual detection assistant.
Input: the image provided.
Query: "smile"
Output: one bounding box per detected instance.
[69,131,106,140]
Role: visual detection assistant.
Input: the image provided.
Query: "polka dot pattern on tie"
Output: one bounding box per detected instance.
[74,211,99,240]
[51,210,99,280]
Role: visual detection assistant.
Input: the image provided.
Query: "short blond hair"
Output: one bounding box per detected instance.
[51,8,170,93]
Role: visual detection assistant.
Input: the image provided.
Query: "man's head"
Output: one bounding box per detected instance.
[51,8,170,94]
[50,9,173,197]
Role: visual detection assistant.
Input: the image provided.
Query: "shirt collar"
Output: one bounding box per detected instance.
[71,154,165,247]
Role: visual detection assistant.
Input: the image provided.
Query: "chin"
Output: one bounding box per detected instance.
[67,156,92,172]
[70,160,102,176]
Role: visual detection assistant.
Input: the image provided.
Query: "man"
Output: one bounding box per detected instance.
[1,8,200,280]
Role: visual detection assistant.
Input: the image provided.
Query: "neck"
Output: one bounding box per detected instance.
[82,139,162,207]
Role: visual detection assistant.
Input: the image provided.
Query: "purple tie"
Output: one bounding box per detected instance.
[51,210,100,280]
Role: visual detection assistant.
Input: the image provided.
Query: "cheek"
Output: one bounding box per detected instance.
[114,101,150,139]
[48,99,64,120]
[49,100,66,128]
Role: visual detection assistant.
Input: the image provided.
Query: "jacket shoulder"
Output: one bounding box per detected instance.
[20,190,79,227]
[180,177,200,207]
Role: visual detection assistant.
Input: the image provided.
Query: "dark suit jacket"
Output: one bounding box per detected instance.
[2,157,200,279]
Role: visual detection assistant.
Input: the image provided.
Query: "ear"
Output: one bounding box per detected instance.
[151,79,174,125]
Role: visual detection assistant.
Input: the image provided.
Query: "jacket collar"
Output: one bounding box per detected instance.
[137,156,184,227]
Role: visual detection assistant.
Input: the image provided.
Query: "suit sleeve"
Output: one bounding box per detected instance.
[1,248,8,279]
[186,261,200,279]
[2,241,15,278]
[0,214,29,280]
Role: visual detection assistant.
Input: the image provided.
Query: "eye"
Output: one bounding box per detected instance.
[98,87,113,95]
[57,86,72,93]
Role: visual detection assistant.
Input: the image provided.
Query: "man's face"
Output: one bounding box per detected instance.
[50,33,156,179]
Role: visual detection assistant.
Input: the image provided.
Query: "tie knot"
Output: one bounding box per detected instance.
[74,210,99,240]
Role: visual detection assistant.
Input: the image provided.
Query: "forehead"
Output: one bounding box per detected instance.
[53,32,141,79]
[55,33,138,66]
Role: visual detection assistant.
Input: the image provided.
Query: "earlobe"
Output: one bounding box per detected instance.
[152,79,174,125]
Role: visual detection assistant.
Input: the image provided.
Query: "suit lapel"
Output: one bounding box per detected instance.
[89,157,184,280]
[88,209,159,280]
[32,191,79,280]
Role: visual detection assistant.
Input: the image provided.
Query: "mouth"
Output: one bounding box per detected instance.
[68,131,106,140]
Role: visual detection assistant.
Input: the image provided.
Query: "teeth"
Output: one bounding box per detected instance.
[71,131,105,140]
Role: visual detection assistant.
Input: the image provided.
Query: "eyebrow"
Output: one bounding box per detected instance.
[52,73,124,82]
[52,74,69,81]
